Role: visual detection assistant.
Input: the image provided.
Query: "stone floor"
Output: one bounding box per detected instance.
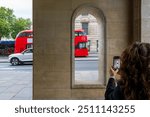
[0,71,32,100]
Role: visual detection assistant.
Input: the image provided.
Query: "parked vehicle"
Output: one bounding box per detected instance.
[9,48,33,65]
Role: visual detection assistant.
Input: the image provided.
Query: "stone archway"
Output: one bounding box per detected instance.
[33,0,135,99]
[71,4,106,87]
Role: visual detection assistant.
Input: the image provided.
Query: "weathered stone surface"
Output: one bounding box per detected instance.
[33,0,135,99]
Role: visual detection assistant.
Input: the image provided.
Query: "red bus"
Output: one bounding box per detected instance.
[14,30,33,53]
[74,29,88,57]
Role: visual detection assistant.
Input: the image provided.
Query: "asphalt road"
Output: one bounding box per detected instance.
[0,63,32,72]
[0,60,97,72]
[75,60,98,71]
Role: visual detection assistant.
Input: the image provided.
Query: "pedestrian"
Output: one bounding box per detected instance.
[105,42,150,100]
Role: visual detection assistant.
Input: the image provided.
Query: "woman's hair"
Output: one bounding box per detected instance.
[119,42,150,99]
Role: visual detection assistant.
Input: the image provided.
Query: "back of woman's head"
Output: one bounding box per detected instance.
[120,42,150,99]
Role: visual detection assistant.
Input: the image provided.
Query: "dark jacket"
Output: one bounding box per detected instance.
[105,78,124,100]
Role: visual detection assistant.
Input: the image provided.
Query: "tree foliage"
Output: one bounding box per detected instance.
[0,7,15,39]
[0,6,32,40]
[11,18,31,39]
[0,19,11,38]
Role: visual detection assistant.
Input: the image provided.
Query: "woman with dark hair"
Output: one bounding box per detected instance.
[105,42,150,100]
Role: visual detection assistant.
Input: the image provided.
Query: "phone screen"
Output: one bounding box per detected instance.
[113,56,120,70]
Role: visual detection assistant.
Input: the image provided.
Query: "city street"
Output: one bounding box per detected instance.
[75,55,100,84]
[0,62,32,100]
[0,63,32,72]
[0,54,98,99]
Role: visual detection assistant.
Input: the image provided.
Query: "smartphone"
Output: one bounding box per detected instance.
[113,56,120,70]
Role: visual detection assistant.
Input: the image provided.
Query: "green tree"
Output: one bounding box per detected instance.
[11,18,32,39]
[0,6,32,40]
[0,7,15,40]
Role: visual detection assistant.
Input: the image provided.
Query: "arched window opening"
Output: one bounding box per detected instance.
[72,6,106,88]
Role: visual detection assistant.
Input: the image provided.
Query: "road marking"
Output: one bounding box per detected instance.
[0,67,32,71]
[0,68,16,70]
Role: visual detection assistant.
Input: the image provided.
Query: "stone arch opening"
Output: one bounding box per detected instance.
[71,5,106,88]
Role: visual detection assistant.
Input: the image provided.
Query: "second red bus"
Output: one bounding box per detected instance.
[74,29,88,57]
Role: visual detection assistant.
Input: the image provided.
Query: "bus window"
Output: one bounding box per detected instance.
[17,32,33,38]
[27,44,33,49]
[78,42,86,49]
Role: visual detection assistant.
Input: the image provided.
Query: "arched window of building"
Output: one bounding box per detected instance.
[72,5,106,88]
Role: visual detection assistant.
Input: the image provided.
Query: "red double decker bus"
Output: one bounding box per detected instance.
[74,29,88,57]
[14,30,33,53]
[15,29,88,57]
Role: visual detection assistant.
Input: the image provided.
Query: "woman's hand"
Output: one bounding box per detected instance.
[110,67,120,80]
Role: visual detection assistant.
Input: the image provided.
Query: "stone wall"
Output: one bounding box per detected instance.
[33,0,134,99]
[141,0,150,43]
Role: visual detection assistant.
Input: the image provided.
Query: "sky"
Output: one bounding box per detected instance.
[0,0,32,20]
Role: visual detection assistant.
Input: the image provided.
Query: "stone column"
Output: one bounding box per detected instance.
[133,0,141,42]
[141,0,150,43]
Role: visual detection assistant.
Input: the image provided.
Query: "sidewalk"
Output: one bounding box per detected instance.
[0,56,32,100]
[0,70,32,100]
[75,71,103,85]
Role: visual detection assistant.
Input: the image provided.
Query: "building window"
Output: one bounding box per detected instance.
[82,22,88,35]
[82,13,88,16]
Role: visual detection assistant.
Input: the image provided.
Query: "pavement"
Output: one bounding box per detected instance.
[75,71,104,85]
[0,56,32,100]
[0,52,100,100]
[0,70,32,100]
